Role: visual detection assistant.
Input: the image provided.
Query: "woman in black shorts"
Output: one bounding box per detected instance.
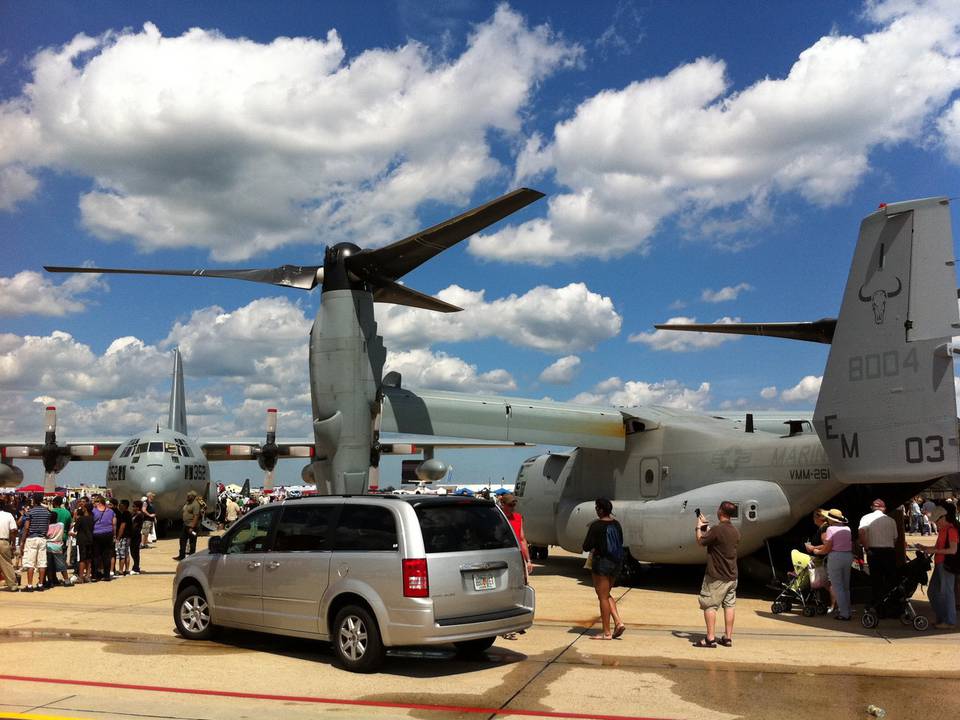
[73,504,94,583]
[582,497,625,639]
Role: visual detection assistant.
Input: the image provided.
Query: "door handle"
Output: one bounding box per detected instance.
[267,561,281,569]
[247,561,262,569]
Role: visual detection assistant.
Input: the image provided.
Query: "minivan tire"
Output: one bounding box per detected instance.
[174,586,215,640]
[454,636,496,656]
[332,604,385,673]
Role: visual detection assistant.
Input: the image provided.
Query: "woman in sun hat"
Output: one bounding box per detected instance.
[806,509,853,621]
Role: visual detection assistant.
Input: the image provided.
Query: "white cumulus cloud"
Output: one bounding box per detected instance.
[0,8,580,261]
[474,2,960,263]
[628,316,741,352]
[571,377,711,410]
[701,283,753,303]
[0,270,107,317]
[781,375,822,403]
[384,349,516,393]
[377,283,621,352]
[760,385,778,399]
[539,355,581,384]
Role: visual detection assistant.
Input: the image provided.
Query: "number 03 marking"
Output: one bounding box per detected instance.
[905,435,944,463]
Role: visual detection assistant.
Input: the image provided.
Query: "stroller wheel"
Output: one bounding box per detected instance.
[771,601,785,614]
[861,612,878,629]
[816,604,828,616]
[802,606,816,618]
[900,613,914,626]
[913,616,930,631]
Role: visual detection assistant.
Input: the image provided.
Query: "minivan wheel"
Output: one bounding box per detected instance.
[174,586,214,640]
[454,636,496,657]
[333,604,385,673]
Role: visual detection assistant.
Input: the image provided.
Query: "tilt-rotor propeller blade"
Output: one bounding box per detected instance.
[372,278,462,313]
[347,187,544,282]
[654,318,837,344]
[44,264,324,291]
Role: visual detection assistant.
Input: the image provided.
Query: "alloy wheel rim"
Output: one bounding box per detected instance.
[180,595,210,633]
[339,614,368,660]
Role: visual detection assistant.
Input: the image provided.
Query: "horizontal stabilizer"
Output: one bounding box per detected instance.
[654,319,836,344]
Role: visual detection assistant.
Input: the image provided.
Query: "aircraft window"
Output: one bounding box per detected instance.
[333,505,398,552]
[179,444,192,457]
[148,442,163,453]
[644,469,654,484]
[120,446,134,458]
[415,504,515,554]
[131,455,139,464]
[273,505,337,552]
[165,442,178,455]
[136,443,147,454]
[224,508,279,554]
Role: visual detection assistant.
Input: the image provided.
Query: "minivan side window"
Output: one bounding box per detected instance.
[224,507,279,554]
[273,505,337,552]
[333,505,398,552]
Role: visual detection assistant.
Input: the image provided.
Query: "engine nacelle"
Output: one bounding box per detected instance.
[301,462,334,495]
[0,462,24,489]
[556,480,795,564]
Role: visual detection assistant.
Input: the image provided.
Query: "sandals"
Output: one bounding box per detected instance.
[718,636,732,647]
[613,624,626,639]
[694,637,717,648]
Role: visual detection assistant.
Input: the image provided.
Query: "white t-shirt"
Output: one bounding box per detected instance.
[859,509,898,548]
[0,510,17,540]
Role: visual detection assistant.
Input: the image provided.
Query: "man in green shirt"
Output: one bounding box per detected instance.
[175,491,201,561]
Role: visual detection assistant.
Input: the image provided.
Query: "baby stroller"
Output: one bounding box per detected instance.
[771,549,828,617]
[860,551,932,631]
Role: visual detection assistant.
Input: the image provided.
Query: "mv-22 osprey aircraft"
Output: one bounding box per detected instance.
[45,191,960,567]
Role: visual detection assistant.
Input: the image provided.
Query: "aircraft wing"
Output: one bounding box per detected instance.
[200,440,315,462]
[0,440,120,462]
[381,387,630,451]
[200,437,531,461]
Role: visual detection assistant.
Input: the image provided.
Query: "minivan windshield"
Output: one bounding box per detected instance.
[415,504,517,553]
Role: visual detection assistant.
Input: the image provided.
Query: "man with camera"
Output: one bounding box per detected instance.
[694,501,740,648]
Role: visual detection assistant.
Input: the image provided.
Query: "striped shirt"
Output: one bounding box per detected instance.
[25,506,50,538]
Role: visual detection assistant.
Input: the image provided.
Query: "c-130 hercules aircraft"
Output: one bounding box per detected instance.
[46,190,960,565]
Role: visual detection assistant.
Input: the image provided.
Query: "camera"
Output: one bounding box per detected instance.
[694,507,701,517]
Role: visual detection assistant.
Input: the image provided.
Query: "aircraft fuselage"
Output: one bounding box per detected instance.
[516,408,845,564]
[106,428,212,522]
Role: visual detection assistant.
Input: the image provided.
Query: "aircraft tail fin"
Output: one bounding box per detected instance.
[813,197,960,484]
[167,347,188,435]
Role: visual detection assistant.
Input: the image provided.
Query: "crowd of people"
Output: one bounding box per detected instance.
[0,491,159,592]
[802,497,959,629]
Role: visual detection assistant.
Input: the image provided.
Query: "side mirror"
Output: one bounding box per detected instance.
[208,536,223,554]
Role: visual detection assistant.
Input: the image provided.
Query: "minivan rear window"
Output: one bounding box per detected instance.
[333,505,398,551]
[415,504,517,553]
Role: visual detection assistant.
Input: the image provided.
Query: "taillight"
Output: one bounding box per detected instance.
[402,558,429,597]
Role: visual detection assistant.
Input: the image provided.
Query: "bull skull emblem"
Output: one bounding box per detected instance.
[858,277,902,324]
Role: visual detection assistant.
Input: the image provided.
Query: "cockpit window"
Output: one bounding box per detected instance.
[136,443,147,455]
[120,445,134,458]
[177,440,192,457]
[165,442,178,455]
[148,441,163,453]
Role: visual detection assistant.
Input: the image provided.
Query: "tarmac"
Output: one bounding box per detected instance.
[1,535,958,720]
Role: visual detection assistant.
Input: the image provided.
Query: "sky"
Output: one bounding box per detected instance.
[2,0,960,488]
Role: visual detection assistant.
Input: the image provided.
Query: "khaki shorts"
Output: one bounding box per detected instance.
[21,536,48,569]
[699,575,737,610]
[141,520,154,537]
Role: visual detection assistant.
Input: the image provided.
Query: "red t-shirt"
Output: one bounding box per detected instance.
[935,525,959,565]
[505,511,523,543]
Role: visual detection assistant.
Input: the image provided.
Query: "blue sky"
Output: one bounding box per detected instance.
[2,0,960,488]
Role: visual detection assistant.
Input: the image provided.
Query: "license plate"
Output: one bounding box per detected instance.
[473,573,496,591]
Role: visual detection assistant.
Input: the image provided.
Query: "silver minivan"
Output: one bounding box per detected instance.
[172,495,535,672]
